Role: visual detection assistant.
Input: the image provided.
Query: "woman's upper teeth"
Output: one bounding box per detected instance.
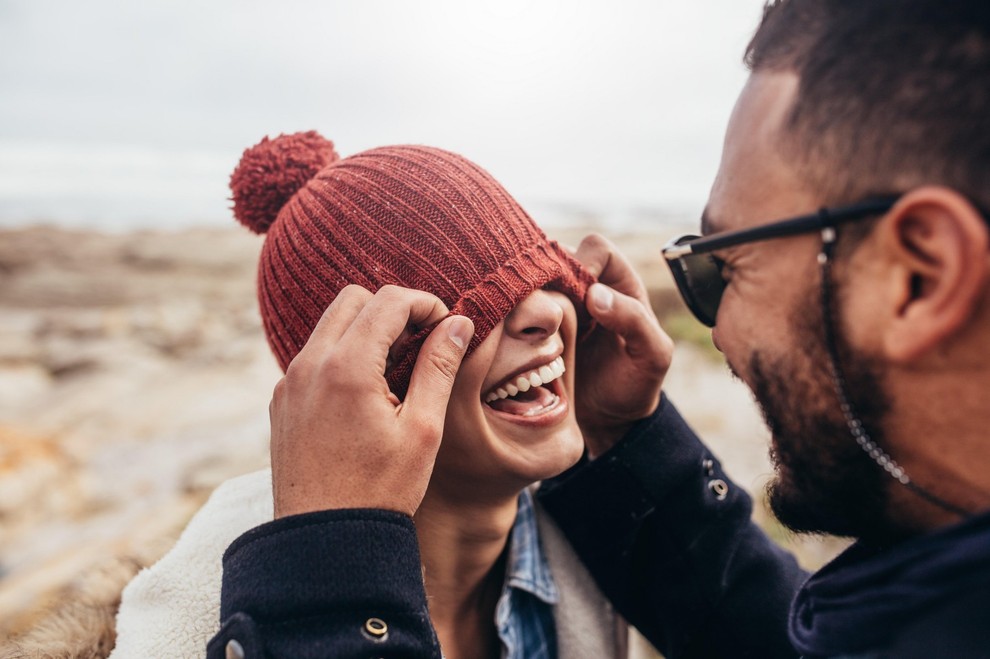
[485,357,565,403]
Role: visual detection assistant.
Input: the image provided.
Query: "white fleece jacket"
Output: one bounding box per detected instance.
[110,469,636,659]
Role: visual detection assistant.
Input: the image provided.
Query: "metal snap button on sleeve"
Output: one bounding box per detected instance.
[709,478,729,500]
[363,617,389,641]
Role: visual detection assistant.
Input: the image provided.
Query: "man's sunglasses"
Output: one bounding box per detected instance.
[661,197,900,327]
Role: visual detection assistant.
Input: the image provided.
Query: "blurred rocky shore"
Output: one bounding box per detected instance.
[0,224,844,652]
[0,226,279,641]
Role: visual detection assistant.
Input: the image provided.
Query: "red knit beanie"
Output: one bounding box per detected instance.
[230,131,594,398]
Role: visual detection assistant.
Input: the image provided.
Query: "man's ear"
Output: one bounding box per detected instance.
[880,186,989,362]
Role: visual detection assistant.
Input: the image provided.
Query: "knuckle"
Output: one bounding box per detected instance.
[577,233,612,275]
[377,284,404,299]
[272,377,286,399]
[407,414,443,442]
[321,350,345,375]
[424,349,461,382]
[324,285,370,320]
[340,283,371,298]
[320,351,362,389]
[579,232,608,250]
[284,357,309,383]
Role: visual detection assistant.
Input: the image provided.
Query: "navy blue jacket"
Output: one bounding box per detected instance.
[208,399,990,659]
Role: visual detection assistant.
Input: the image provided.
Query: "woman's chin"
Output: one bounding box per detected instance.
[497,424,585,484]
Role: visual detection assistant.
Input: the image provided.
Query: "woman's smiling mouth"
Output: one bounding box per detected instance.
[483,356,567,419]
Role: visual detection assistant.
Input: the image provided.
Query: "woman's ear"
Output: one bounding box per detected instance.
[879,186,989,362]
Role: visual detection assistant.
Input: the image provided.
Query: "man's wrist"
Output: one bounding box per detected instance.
[579,399,662,460]
[581,422,633,460]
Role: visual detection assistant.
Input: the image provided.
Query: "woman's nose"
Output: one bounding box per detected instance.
[503,289,564,341]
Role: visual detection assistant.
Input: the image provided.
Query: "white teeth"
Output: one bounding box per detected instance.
[484,356,566,403]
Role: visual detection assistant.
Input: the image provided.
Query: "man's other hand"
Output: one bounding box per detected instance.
[573,234,673,458]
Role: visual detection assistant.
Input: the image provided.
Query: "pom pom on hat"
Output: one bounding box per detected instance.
[230,131,340,234]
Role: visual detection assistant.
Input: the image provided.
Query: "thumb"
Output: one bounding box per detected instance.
[403,315,474,420]
[587,283,672,361]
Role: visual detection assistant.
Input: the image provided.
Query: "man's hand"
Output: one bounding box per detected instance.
[573,234,674,458]
[269,285,474,519]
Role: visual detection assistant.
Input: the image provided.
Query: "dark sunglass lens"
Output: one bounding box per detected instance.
[679,252,725,326]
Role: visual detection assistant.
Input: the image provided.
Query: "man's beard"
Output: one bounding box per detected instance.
[748,286,895,540]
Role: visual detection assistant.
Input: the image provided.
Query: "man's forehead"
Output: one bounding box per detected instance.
[703,71,814,235]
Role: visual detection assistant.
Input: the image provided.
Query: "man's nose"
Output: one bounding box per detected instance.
[503,289,564,341]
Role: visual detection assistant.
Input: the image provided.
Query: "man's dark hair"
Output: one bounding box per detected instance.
[746,0,990,213]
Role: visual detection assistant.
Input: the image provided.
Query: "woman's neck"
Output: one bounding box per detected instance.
[414,486,520,659]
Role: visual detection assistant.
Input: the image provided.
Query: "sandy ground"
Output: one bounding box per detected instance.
[0,224,847,645]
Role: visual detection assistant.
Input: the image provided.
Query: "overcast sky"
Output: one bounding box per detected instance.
[0,0,768,230]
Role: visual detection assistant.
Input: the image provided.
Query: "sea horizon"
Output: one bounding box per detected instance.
[0,141,702,234]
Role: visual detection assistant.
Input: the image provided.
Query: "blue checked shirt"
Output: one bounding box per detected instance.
[494,488,559,659]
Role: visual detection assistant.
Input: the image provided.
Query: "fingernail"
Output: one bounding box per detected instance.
[448,317,473,350]
[589,284,614,312]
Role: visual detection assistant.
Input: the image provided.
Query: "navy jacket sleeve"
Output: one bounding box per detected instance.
[538,395,807,659]
[207,508,440,659]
